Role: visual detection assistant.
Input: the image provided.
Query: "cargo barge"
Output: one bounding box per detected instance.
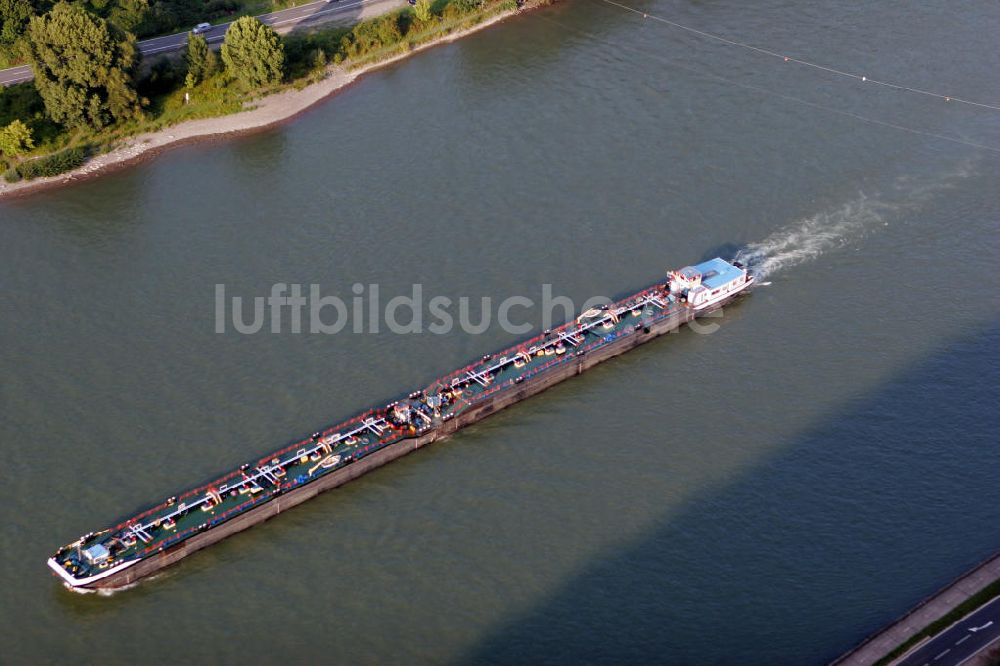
[48,257,753,591]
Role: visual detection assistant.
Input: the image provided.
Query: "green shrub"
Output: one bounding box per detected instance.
[0,118,33,156]
[16,146,87,180]
[413,0,432,22]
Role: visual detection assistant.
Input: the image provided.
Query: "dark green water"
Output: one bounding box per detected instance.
[2,0,999,663]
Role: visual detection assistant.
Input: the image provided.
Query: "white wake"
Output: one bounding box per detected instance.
[735,193,895,280]
[735,159,976,280]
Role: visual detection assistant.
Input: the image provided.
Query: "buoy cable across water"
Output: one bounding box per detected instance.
[535,14,1000,155]
[594,0,1000,112]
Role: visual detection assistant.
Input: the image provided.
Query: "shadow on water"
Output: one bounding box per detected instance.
[461,321,1000,665]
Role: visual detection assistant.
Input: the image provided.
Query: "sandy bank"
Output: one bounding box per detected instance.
[0,4,531,201]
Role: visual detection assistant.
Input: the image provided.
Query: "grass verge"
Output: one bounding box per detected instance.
[875,577,1000,666]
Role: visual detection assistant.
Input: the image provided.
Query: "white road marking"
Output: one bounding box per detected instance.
[955,634,1000,666]
[956,634,971,645]
[934,648,951,660]
[269,0,380,28]
[969,621,994,632]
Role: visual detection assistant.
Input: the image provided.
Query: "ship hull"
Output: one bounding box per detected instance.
[61,287,747,591]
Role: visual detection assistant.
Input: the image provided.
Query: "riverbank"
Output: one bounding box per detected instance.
[832,551,1000,666]
[0,0,539,201]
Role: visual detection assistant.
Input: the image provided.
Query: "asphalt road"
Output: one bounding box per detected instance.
[897,595,1000,666]
[0,0,396,87]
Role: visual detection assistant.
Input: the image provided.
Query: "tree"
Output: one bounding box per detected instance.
[185,32,216,86]
[413,0,432,23]
[0,118,33,156]
[312,48,326,71]
[25,2,142,129]
[220,16,284,90]
[107,0,150,35]
[0,0,32,46]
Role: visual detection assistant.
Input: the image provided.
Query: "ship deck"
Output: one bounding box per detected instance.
[50,264,748,587]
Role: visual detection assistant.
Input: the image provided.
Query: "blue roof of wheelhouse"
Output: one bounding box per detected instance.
[692,257,744,289]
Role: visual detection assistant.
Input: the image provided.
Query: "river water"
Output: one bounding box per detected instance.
[2,0,998,663]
